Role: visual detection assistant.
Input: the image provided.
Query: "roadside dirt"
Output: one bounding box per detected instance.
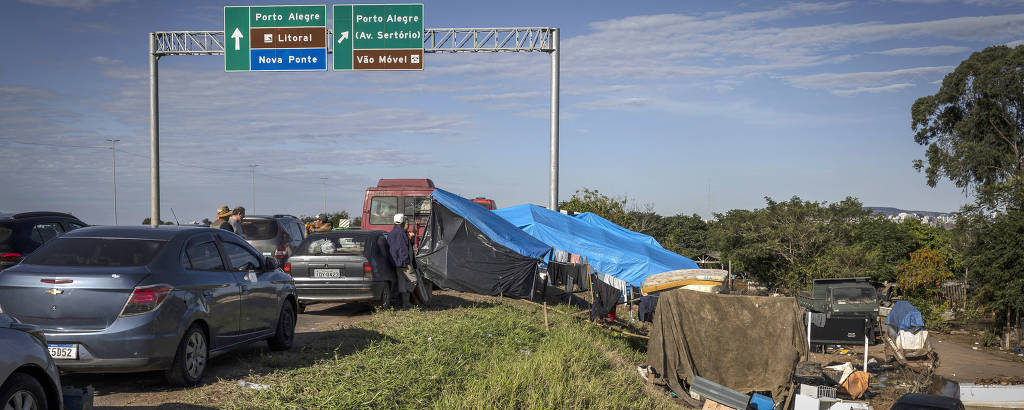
[63,292,503,409]
[62,302,383,409]
[931,333,1024,382]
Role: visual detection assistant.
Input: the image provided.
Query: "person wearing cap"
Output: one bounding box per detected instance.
[311,214,333,233]
[210,205,233,232]
[387,213,415,308]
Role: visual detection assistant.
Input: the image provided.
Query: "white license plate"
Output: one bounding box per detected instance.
[312,268,341,278]
[47,343,78,360]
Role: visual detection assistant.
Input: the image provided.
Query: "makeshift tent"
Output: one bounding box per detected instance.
[416,189,551,299]
[647,289,806,401]
[494,204,698,287]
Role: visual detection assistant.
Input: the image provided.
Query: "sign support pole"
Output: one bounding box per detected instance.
[549,28,559,212]
[149,32,161,228]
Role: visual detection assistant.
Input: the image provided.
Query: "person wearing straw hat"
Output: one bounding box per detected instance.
[210,205,233,232]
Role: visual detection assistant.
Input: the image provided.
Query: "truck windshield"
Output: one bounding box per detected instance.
[369,196,398,225]
[404,196,431,216]
[832,287,876,305]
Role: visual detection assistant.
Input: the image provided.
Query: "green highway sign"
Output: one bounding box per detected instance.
[224,5,328,72]
[333,4,424,71]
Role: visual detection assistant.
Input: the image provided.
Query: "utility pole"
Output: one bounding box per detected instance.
[106,139,120,225]
[248,164,259,214]
[320,177,328,216]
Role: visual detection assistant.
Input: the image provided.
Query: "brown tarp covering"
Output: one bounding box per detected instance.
[647,290,807,400]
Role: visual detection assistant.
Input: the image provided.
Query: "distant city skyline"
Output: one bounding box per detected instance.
[3,0,1020,224]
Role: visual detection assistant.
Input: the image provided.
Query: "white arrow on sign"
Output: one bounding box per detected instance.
[337,31,349,44]
[231,28,244,51]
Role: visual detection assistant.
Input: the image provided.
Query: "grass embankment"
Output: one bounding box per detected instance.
[188,300,674,409]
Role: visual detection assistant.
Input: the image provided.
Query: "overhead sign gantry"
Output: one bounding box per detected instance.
[147,5,560,227]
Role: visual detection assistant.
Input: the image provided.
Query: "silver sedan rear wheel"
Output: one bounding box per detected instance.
[0,374,47,410]
[185,331,208,380]
[4,390,38,410]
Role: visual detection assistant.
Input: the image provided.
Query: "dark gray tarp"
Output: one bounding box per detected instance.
[416,200,545,299]
[646,290,807,400]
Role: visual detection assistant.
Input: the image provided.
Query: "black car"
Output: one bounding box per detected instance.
[890,393,964,410]
[0,212,87,270]
[285,230,397,312]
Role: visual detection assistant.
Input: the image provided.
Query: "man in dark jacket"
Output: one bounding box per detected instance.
[387,213,414,307]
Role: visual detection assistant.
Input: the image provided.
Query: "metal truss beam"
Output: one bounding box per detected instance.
[152,27,554,55]
[147,26,560,227]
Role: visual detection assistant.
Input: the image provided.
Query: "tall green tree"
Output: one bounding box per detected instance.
[559,189,628,226]
[911,45,1024,210]
[710,196,871,290]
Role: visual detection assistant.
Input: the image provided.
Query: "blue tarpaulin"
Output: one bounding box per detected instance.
[429,189,551,259]
[494,204,698,287]
[886,300,926,332]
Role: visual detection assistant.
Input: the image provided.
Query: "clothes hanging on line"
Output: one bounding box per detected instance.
[636,295,658,323]
[553,249,569,263]
[590,274,622,322]
[569,254,581,264]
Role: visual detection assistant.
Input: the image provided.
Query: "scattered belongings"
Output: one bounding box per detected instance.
[416,189,552,299]
[884,301,931,357]
[691,376,751,409]
[794,384,872,410]
[839,371,870,400]
[880,301,936,373]
[647,289,806,404]
[794,362,828,386]
[640,268,729,295]
[958,383,1024,408]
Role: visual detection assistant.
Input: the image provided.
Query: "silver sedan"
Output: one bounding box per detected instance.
[0,225,297,386]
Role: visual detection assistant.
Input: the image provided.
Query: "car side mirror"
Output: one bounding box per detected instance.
[264,256,277,271]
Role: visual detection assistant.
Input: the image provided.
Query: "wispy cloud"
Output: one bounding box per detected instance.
[455,91,545,103]
[870,45,970,56]
[831,83,916,96]
[787,66,954,91]
[89,56,122,65]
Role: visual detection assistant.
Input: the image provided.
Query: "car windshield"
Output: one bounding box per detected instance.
[832,287,876,304]
[294,235,369,256]
[242,219,278,240]
[22,238,166,267]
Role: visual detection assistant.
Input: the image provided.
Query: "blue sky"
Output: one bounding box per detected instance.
[2,0,1022,225]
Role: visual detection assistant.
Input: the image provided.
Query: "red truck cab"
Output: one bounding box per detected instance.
[360,179,436,244]
[471,197,497,210]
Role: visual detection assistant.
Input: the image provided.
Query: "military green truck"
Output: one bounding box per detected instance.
[798,277,880,348]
